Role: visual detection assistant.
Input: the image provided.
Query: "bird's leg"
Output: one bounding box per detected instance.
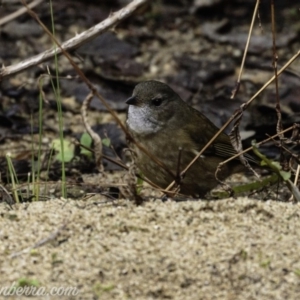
[175,147,184,190]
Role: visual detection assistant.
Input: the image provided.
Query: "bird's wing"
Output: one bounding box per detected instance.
[184,107,257,164]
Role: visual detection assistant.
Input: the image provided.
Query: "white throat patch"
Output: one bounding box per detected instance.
[127,105,161,135]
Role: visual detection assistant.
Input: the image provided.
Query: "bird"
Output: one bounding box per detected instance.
[126,80,254,197]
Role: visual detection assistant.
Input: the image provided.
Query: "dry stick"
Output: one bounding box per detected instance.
[229,110,259,177]
[271,0,283,139]
[81,92,103,171]
[164,51,300,194]
[219,126,295,167]
[294,165,300,186]
[228,0,259,179]
[271,1,298,199]
[0,0,43,26]
[289,164,300,202]
[10,222,68,258]
[0,0,149,79]
[0,184,14,208]
[18,0,176,183]
[231,0,260,99]
[221,0,260,184]
[172,147,183,196]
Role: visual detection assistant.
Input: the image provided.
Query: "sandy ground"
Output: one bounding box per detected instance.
[1,197,300,299]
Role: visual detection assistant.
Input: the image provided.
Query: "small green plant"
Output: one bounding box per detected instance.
[252,141,300,201]
[260,259,271,268]
[102,137,111,147]
[93,282,115,297]
[52,139,75,163]
[80,132,93,158]
[294,269,300,277]
[6,153,20,203]
[15,278,40,288]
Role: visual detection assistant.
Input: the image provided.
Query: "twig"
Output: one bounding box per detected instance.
[231,0,260,98]
[218,125,295,166]
[10,222,68,258]
[0,184,14,208]
[0,0,43,26]
[81,92,103,172]
[294,165,300,186]
[0,0,149,79]
[271,0,283,139]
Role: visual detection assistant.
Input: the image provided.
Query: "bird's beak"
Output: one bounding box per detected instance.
[125,96,137,105]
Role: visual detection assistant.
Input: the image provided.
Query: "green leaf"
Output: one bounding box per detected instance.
[17,278,40,287]
[102,138,111,147]
[279,170,291,181]
[80,133,92,157]
[252,140,300,202]
[252,141,288,180]
[286,180,300,202]
[80,132,92,147]
[52,139,75,162]
[136,173,144,194]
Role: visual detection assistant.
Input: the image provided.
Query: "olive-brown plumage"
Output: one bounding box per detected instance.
[126,80,247,197]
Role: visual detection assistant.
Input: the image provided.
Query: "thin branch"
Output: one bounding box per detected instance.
[0,0,149,79]
[219,125,295,167]
[271,0,283,138]
[10,222,68,258]
[0,0,43,26]
[231,0,260,98]
[81,92,104,172]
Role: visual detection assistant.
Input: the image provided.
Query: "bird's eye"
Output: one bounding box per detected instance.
[151,96,163,107]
